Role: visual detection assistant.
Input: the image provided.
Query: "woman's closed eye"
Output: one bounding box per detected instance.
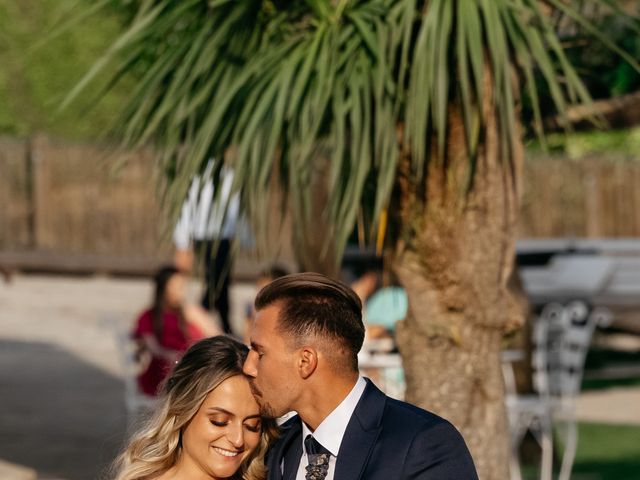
[209,413,231,427]
[244,421,261,433]
[209,416,260,432]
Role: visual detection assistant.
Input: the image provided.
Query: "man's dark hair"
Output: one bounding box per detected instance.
[255,272,365,371]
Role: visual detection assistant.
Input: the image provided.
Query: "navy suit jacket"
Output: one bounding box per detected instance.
[266,379,478,480]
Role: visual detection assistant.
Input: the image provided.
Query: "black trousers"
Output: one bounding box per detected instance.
[197,238,232,334]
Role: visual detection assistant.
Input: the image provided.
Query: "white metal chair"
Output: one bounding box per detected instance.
[504,300,611,480]
[113,328,158,427]
[358,339,405,400]
[504,303,556,480]
[550,303,611,480]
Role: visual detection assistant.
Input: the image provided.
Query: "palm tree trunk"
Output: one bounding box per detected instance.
[394,86,526,479]
[292,154,339,277]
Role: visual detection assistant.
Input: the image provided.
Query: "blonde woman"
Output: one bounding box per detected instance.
[114,336,277,480]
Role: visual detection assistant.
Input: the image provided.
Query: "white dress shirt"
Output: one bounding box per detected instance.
[172,162,240,248]
[294,376,367,480]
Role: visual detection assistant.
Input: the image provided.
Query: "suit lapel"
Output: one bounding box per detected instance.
[268,416,302,480]
[282,430,303,480]
[334,380,386,480]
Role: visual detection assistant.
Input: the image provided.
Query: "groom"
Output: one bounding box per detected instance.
[243,272,478,480]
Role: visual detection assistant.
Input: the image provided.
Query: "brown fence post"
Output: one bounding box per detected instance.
[25,136,36,249]
[584,164,601,238]
[27,134,50,249]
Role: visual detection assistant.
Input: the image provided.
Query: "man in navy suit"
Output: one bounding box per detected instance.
[243,272,478,480]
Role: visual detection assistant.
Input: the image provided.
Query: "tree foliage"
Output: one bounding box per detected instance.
[565,10,640,98]
[68,0,639,259]
[0,0,133,139]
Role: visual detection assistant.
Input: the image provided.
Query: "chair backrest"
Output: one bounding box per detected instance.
[532,301,611,399]
[102,314,158,422]
[530,303,555,396]
[115,330,144,410]
[358,351,405,400]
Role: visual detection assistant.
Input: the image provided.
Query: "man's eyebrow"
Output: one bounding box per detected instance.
[250,341,264,351]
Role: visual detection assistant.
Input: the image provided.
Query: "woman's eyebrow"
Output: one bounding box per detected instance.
[206,407,234,415]
[206,407,261,420]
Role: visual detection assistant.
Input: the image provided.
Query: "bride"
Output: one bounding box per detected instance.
[113,336,277,480]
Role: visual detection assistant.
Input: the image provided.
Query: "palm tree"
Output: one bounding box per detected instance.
[69,0,639,477]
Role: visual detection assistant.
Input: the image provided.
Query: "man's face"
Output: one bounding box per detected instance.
[243,303,299,418]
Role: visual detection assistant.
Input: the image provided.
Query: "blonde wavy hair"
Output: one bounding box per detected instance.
[113,335,278,480]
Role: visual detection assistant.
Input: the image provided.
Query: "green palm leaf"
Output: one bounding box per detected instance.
[66,0,640,262]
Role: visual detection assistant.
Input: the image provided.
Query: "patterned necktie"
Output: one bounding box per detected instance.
[304,434,331,480]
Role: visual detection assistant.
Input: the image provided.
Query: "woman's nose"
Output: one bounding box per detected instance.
[227,422,245,448]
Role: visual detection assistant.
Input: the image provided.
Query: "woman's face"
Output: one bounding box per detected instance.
[180,374,262,479]
[164,273,186,308]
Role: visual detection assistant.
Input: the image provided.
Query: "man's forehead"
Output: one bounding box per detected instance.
[254,303,281,325]
[252,304,281,340]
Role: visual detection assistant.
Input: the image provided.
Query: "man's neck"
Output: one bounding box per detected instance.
[294,373,359,431]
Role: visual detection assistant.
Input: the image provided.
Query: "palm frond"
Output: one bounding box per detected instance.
[67,0,640,263]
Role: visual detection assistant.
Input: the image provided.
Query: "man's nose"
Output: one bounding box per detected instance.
[243,350,258,378]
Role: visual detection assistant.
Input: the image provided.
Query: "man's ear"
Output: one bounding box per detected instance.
[297,346,318,379]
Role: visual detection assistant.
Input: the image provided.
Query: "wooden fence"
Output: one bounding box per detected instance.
[0,135,170,273]
[519,155,640,238]
[0,135,296,275]
[1,135,639,273]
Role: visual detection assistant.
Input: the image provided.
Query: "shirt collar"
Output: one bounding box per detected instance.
[300,376,367,457]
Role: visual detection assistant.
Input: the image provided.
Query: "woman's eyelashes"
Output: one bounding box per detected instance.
[244,421,261,433]
[209,413,230,427]
[209,417,261,432]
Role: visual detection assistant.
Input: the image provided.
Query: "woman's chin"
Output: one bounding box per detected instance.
[207,446,245,475]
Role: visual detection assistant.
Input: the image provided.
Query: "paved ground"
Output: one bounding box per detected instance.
[576,387,640,425]
[0,274,255,480]
[1,274,639,479]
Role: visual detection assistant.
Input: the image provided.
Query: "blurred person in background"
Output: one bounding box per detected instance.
[350,268,379,305]
[173,161,240,335]
[351,268,390,341]
[363,271,407,339]
[349,257,406,341]
[133,265,221,396]
[113,335,278,480]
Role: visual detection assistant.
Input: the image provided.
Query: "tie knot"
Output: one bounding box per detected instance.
[304,434,331,456]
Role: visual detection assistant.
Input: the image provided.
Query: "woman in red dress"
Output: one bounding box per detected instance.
[133,265,220,396]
